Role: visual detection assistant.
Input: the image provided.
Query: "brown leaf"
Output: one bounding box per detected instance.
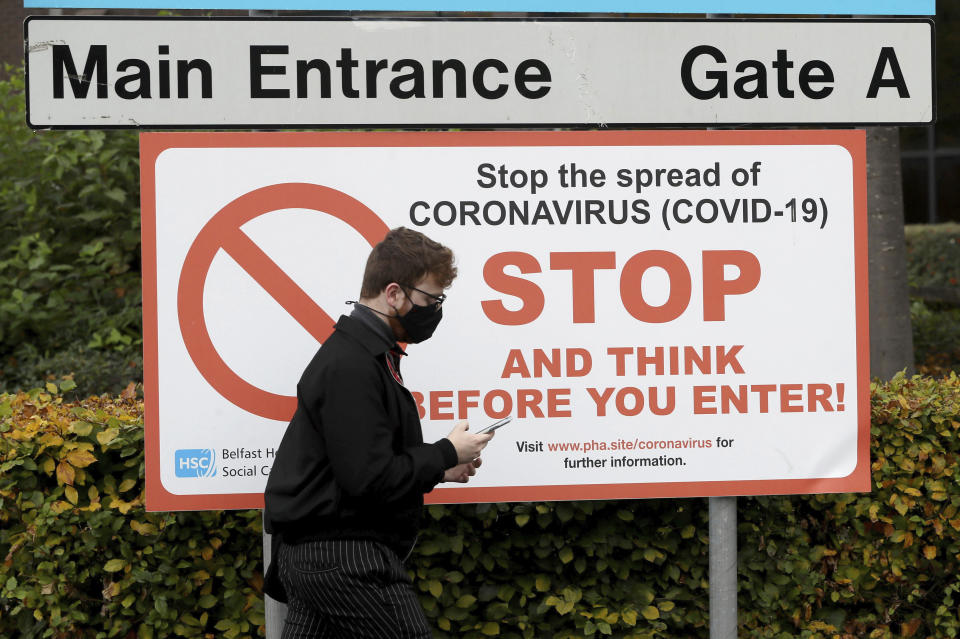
[102,581,120,599]
[66,450,97,469]
[56,461,76,486]
[901,618,922,637]
[50,500,72,514]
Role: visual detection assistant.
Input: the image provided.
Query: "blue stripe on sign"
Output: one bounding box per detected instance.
[22,0,935,13]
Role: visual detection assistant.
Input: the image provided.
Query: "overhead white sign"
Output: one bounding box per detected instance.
[141,130,870,512]
[27,17,934,128]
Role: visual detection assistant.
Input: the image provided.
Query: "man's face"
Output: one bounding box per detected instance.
[388,273,444,342]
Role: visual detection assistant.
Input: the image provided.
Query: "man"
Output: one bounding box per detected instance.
[263,227,492,638]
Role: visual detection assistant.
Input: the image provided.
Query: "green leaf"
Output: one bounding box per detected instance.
[104,559,126,572]
[97,428,120,446]
[561,586,581,603]
[70,421,94,436]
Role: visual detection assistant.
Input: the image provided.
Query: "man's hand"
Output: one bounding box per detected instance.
[446,420,494,463]
[443,458,482,483]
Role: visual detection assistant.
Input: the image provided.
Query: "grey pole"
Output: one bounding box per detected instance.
[262,535,286,636]
[262,511,287,638]
[708,496,738,639]
[704,12,738,638]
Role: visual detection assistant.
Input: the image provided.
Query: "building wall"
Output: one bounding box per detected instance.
[0,1,32,76]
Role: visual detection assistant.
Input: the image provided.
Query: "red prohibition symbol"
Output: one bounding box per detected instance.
[177,183,390,421]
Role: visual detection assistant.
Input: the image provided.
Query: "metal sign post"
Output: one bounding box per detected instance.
[262,513,286,637]
[709,496,738,638]
[705,14,737,632]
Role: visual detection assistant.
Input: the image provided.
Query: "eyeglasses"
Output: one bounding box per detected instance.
[402,285,446,309]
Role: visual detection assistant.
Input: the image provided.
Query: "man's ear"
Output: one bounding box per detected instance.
[384,282,403,306]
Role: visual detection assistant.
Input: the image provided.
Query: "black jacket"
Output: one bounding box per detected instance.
[263,314,458,556]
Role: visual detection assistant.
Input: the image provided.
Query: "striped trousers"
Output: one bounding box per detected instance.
[278,538,432,639]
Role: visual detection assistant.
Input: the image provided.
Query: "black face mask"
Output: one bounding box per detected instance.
[395,296,443,343]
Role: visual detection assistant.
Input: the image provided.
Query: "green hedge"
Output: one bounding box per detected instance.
[738,374,960,639]
[905,224,960,374]
[0,385,263,639]
[911,300,960,375]
[0,69,142,397]
[2,375,960,638]
[905,223,960,290]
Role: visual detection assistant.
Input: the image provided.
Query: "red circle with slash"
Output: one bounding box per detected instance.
[177,183,389,421]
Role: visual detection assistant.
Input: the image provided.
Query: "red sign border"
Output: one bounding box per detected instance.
[141,129,869,512]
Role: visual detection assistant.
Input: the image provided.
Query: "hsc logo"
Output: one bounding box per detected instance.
[175,449,217,478]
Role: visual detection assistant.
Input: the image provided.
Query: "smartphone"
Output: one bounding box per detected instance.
[476,416,512,434]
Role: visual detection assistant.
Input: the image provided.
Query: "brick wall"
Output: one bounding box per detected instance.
[0,0,32,77]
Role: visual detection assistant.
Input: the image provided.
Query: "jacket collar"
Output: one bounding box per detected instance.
[349,303,396,346]
[334,314,406,357]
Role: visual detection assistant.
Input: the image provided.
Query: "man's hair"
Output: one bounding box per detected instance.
[360,227,457,298]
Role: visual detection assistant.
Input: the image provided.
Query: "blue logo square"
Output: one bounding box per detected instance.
[174,449,217,478]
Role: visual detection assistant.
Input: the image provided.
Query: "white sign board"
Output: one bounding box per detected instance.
[28,17,934,129]
[142,130,869,511]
